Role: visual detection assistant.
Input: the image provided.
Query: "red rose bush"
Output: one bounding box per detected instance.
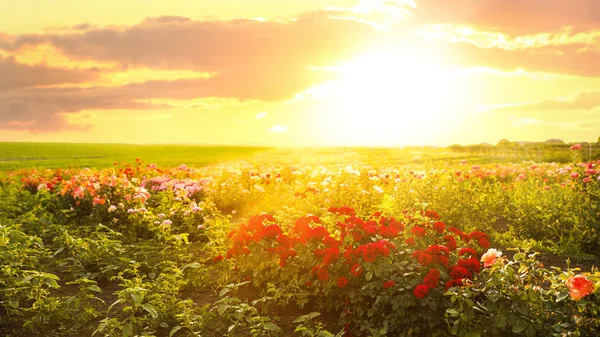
[225,207,496,335]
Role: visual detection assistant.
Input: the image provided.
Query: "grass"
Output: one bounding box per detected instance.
[1,142,574,172]
[0,142,272,171]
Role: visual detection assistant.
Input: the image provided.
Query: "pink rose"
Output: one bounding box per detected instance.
[480,248,502,268]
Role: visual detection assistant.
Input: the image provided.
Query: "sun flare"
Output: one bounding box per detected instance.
[311,49,464,145]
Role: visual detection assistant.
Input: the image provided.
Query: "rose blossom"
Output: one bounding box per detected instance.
[566,275,595,300]
[481,248,502,267]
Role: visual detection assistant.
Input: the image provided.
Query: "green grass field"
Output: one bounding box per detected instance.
[0,143,274,171]
[2,142,584,172]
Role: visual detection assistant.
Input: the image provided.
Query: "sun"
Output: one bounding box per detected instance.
[311,48,465,146]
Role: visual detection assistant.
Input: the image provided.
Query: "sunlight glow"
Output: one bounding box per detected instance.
[309,49,464,145]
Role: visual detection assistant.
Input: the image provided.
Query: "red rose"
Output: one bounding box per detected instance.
[423,268,441,288]
[478,238,490,249]
[445,278,464,290]
[310,226,330,240]
[417,252,433,266]
[425,210,440,220]
[323,236,340,247]
[466,258,481,273]
[433,221,446,233]
[468,231,489,240]
[263,224,283,238]
[317,266,329,281]
[450,266,472,280]
[213,255,224,262]
[566,275,595,300]
[350,263,363,277]
[437,255,449,267]
[444,236,457,251]
[380,226,399,238]
[383,280,396,289]
[411,226,426,237]
[340,206,355,215]
[414,284,429,298]
[337,276,349,288]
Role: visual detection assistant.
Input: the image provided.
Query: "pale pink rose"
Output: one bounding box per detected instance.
[570,144,582,151]
[481,248,502,268]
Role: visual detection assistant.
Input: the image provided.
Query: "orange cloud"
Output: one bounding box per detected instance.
[410,0,600,34]
[0,55,99,90]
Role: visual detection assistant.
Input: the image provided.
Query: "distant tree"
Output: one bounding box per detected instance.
[496,139,513,147]
[448,144,464,152]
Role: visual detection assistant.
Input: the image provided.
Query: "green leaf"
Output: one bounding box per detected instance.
[186,262,202,269]
[122,323,133,337]
[52,247,64,257]
[263,322,280,331]
[217,304,228,316]
[108,299,123,313]
[169,326,183,337]
[495,315,507,328]
[92,319,108,337]
[293,312,321,323]
[446,309,459,317]
[512,320,527,333]
[556,291,569,302]
[8,300,19,309]
[131,292,143,306]
[365,271,373,281]
[86,284,102,293]
[142,303,159,319]
[44,277,60,289]
[219,287,231,298]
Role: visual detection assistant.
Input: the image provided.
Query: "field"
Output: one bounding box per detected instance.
[1,143,600,336]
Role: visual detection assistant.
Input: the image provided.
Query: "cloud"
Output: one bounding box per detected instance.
[512,117,542,127]
[269,125,288,133]
[493,91,600,112]
[0,55,99,90]
[0,87,167,132]
[0,12,378,132]
[417,25,600,51]
[72,23,93,31]
[410,0,600,34]
[0,13,372,94]
[450,40,600,77]
[256,112,267,119]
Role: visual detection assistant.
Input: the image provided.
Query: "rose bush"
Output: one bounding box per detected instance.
[225,207,496,336]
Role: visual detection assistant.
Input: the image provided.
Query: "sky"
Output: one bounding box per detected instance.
[1,0,599,146]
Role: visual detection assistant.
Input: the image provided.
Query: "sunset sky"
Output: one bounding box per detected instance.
[1,0,599,146]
